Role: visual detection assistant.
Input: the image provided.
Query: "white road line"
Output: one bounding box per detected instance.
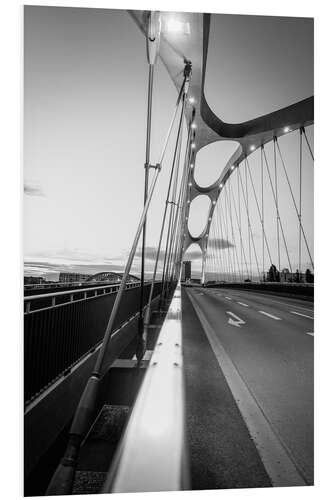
[258,311,281,320]
[186,289,306,487]
[237,301,249,307]
[290,311,314,320]
[225,296,232,300]
[306,332,314,337]
[233,292,313,314]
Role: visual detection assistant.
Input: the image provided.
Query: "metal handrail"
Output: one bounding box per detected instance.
[24,281,143,303]
[24,281,92,289]
[102,282,189,493]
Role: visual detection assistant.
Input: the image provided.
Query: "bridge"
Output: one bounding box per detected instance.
[24,10,313,495]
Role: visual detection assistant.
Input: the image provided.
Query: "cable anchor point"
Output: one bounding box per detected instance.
[146,11,161,65]
[144,162,161,171]
[184,60,192,78]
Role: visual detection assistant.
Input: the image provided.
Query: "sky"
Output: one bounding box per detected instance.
[24,7,313,280]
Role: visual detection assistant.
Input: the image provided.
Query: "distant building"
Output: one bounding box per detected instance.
[24,276,46,285]
[86,272,140,283]
[59,272,92,283]
[266,267,311,283]
[181,261,191,282]
[280,268,292,283]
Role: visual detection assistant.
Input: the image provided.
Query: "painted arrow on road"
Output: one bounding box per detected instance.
[226,311,246,328]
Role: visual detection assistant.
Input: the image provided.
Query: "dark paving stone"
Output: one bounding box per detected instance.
[73,471,106,495]
[76,405,129,474]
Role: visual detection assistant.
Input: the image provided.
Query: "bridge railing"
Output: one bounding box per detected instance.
[102,282,189,493]
[24,281,142,313]
[24,281,162,405]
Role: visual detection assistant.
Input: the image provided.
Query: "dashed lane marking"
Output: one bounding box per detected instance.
[258,311,281,320]
[237,301,249,307]
[306,332,314,337]
[186,289,306,487]
[290,311,314,320]
[225,296,232,300]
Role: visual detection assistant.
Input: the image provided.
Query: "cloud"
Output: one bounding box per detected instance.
[184,249,202,260]
[24,183,45,197]
[24,260,130,277]
[135,246,166,262]
[207,237,234,250]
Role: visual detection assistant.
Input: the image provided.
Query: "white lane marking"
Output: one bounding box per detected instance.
[306,332,314,337]
[237,301,249,307]
[234,292,313,314]
[225,296,232,300]
[258,311,281,320]
[186,290,306,487]
[226,311,245,328]
[290,311,314,320]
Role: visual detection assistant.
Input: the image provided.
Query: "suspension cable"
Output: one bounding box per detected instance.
[225,184,237,281]
[273,138,281,271]
[168,143,190,285]
[46,68,188,496]
[215,202,224,281]
[164,129,184,285]
[164,118,184,286]
[226,179,242,281]
[239,160,261,280]
[275,137,314,269]
[160,94,187,302]
[302,126,314,161]
[139,11,160,344]
[226,186,236,281]
[246,154,274,269]
[261,147,265,280]
[216,199,225,281]
[142,116,191,351]
[222,192,233,281]
[244,160,252,279]
[221,190,232,280]
[211,222,216,281]
[299,128,303,276]
[262,146,293,274]
[230,181,250,279]
[236,166,246,279]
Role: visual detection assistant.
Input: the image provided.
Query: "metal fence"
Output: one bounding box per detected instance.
[24,282,162,404]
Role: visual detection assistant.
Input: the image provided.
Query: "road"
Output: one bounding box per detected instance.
[185,286,313,485]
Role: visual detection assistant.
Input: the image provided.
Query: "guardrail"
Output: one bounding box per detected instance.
[24,282,162,404]
[24,281,97,290]
[24,281,143,313]
[102,282,189,493]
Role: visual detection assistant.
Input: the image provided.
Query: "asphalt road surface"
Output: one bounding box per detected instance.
[185,286,313,485]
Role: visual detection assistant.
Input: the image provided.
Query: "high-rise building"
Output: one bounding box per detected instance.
[181,261,191,282]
